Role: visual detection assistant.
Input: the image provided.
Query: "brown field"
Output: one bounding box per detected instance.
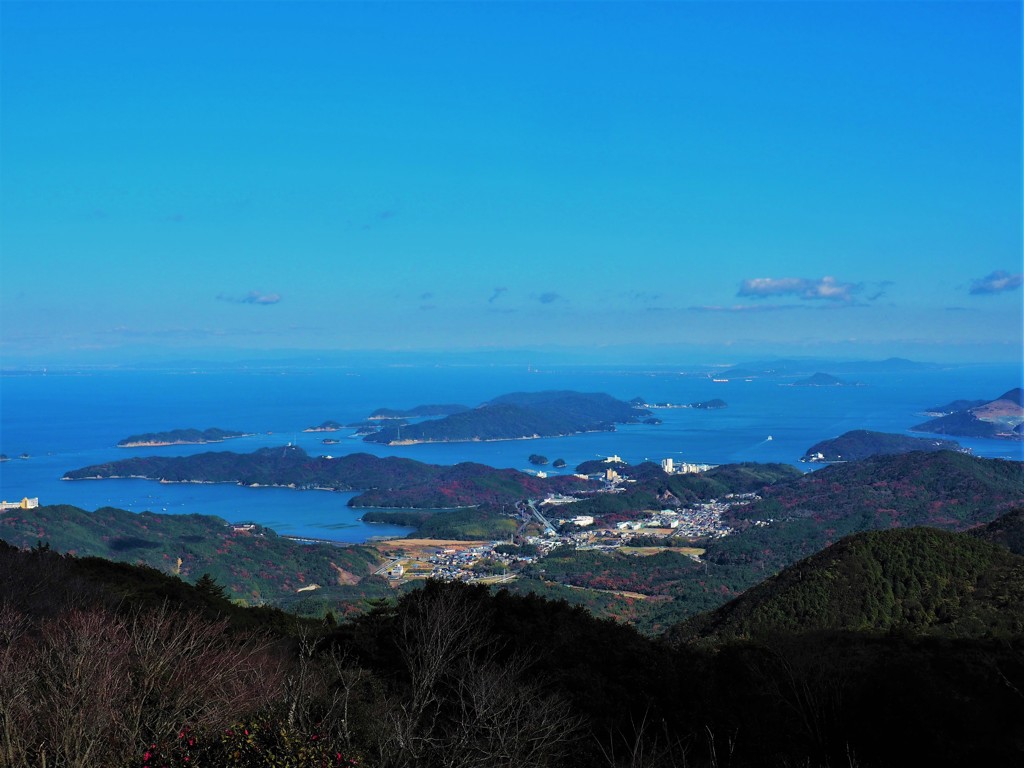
[619,546,705,557]
[373,538,488,558]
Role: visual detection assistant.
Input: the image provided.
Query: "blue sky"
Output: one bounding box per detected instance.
[2,1,1021,364]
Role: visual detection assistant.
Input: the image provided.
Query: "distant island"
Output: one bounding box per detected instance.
[369,404,470,419]
[719,357,934,379]
[641,398,727,410]
[362,390,652,445]
[912,388,1023,440]
[302,420,344,432]
[117,427,252,448]
[801,430,963,463]
[687,399,727,410]
[791,372,857,387]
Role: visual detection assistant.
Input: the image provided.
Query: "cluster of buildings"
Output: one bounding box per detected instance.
[613,499,743,539]
[0,497,39,512]
[660,457,717,475]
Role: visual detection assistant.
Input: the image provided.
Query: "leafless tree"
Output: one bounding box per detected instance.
[370,583,582,768]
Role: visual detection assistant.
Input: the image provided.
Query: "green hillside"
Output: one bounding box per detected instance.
[672,526,1024,643]
[0,504,381,608]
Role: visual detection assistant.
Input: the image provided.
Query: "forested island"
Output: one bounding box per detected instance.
[687,398,727,409]
[117,427,252,448]
[302,420,344,432]
[362,390,651,445]
[801,430,963,462]
[790,372,857,387]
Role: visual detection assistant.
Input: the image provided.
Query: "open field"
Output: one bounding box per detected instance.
[620,546,705,557]
[372,538,489,557]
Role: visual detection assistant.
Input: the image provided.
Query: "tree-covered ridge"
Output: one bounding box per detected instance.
[364,390,651,444]
[672,526,1024,643]
[970,507,1024,556]
[801,429,962,462]
[117,427,251,447]
[0,504,381,606]
[63,446,588,508]
[736,450,1024,529]
[4,543,1021,768]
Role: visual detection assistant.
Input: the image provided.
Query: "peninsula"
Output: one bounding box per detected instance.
[64,446,589,509]
[117,427,252,448]
[912,388,1023,440]
[801,430,963,463]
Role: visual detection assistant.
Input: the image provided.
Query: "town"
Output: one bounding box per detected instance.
[372,455,758,587]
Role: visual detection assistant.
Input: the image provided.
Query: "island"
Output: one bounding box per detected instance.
[302,420,345,433]
[528,454,549,465]
[912,388,1023,440]
[116,428,252,448]
[687,399,727,410]
[801,430,963,463]
[641,399,727,410]
[362,390,653,445]
[790,372,856,387]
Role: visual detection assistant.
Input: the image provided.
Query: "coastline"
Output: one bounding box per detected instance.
[379,427,616,446]
[117,432,255,448]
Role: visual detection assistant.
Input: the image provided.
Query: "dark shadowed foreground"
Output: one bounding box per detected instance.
[1,533,1022,767]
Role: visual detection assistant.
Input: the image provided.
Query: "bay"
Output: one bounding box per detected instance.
[1,363,1020,543]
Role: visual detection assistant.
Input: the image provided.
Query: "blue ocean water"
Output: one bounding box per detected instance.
[1,364,1021,543]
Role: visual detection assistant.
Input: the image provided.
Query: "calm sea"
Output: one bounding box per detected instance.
[1,364,1020,543]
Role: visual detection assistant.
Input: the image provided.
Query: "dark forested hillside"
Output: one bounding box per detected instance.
[2,545,1019,768]
[0,504,381,606]
[672,526,1024,643]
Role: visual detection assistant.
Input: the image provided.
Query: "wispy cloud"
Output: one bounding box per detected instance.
[689,303,810,313]
[538,291,561,304]
[737,276,859,302]
[969,270,1023,295]
[217,290,282,305]
[488,287,507,304]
